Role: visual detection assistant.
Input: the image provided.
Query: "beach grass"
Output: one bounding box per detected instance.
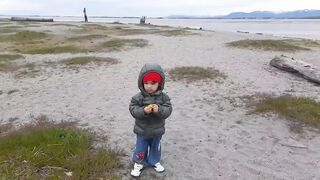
[75,24,110,34]
[137,23,173,29]
[75,23,195,37]
[246,95,320,131]
[0,54,24,62]
[100,38,149,51]
[0,31,50,43]
[0,28,149,54]
[0,28,21,34]
[1,55,119,77]
[0,55,41,78]
[60,56,119,66]
[0,22,12,26]
[75,24,145,36]
[113,28,155,36]
[48,23,79,27]
[0,30,89,54]
[0,54,24,72]
[13,63,41,78]
[0,62,40,78]
[4,26,24,29]
[227,39,311,52]
[0,63,14,72]
[0,115,122,179]
[112,27,195,36]
[169,66,227,82]
[67,34,109,41]
[20,45,88,54]
[284,39,320,47]
[157,29,196,36]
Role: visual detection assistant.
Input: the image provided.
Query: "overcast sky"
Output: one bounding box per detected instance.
[1,0,320,17]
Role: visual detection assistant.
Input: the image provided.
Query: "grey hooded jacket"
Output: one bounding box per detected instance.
[129,63,172,139]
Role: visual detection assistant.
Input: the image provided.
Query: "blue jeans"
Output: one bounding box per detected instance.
[132,135,162,166]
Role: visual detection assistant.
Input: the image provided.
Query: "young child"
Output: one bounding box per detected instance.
[129,63,173,177]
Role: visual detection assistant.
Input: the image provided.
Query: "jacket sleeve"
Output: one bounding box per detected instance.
[155,93,172,119]
[129,94,148,119]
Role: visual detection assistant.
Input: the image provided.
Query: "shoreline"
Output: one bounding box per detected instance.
[1,21,320,179]
[1,16,320,40]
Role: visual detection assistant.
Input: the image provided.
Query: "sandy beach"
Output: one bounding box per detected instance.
[0,20,320,179]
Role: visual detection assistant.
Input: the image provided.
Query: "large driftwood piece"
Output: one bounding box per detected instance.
[11,17,54,22]
[270,55,320,84]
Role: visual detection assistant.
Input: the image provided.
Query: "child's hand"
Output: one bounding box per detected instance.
[153,104,159,112]
[144,106,153,114]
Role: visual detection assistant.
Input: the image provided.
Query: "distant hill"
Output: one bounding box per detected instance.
[167,10,320,19]
[224,10,320,19]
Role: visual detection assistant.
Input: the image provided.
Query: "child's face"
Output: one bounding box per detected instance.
[143,81,159,94]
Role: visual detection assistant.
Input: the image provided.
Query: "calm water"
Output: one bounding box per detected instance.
[1,15,320,39]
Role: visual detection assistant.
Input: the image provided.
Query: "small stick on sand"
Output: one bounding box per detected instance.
[280,143,308,149]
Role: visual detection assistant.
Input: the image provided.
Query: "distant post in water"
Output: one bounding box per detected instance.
[83,8,88,22]
[140,16,146,24]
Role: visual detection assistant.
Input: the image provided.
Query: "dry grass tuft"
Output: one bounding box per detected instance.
[0,115,123,179]
[61,56,119,66]
[226,39,318,52]
[169,66,227,82]
[241,94,320,132]
[0,54,23,62]
[100,38,149,51]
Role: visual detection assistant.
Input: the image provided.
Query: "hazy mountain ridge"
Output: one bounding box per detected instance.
[168,9,320,19]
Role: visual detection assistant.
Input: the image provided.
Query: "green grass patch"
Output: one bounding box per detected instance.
[114,27,195,36]
[284,39,320,47]
[118,28,195,36]
[137,23,172,29]
[169,66,227,82]
[100,38,149,51]
[0,115,122,179]
[0,31,90,54]
[0,63,14,72]
[4,26,24,29]
[0,54,23,62]
[0,57,41,78]
[75,24,142,36]
[0,31,50,43]
[76,23,195,37]
[20,45,88,54]
[0,28,20,33]
[113,28,153,36]
[61,56,119,66]
[0,26,154,54]
[13,63,41,78]
[227,39,312,52]
[48,23,79,27]
[158,29,195,37]
[76,24,110,34]
[67,34,109,41]
[253,96,320,130]
[0,22,12,26]
[0,54,24,72]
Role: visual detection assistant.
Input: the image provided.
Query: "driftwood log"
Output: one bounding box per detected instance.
[11,17,54,22]
[270,55,320,84]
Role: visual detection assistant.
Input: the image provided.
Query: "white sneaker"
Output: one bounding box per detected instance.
[154,162,165,172]
[131,163,144,177]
